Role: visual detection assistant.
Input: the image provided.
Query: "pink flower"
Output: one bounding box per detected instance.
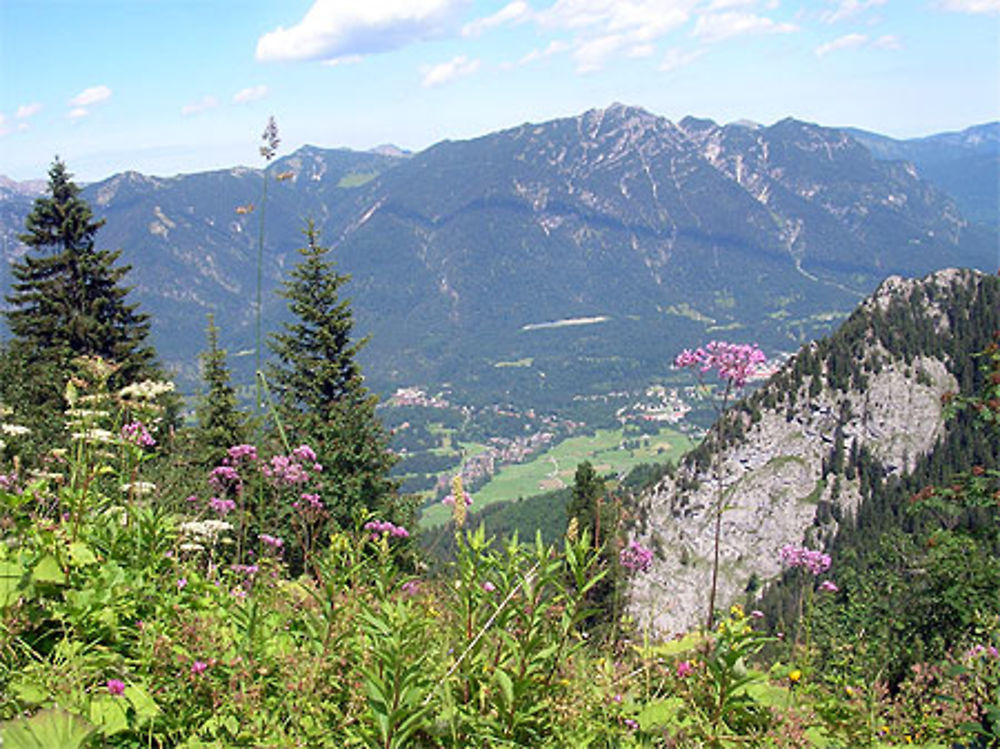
[818,580,839,593]
[619,540,654,573]
[177,577,188,590]
[442,492,473,507]
[624,718,639,731]
[121,421,156,447]
[259,533,284,550]
[676,660,694,678]
[482,581,496,593]
[191,660,208,675]
[227,444,258,462]
[209,496,237,515]
[780,544,831,575]
[364,520,409,540]
[674,341,767,388]
[106,679,126,696]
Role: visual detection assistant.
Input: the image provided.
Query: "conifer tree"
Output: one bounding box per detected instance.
[195,314,247,466]
[267,220,397,528]
[4,158,156,392]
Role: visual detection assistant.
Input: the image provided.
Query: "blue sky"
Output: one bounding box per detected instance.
[2,0,998,182]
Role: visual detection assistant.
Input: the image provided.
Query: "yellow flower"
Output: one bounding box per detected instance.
[788,669,802,684]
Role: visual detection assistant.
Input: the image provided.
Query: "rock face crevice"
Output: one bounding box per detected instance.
[626,269,983,636]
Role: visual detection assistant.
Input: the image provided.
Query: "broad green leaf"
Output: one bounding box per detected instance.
[494,668,514,708]
[68,542,98,566]
[0,559,23,608]
[31,555,64,585]
[90,694,129,736]
[125,684,161,720]
[9,678,47,705]
[0,708,95,749]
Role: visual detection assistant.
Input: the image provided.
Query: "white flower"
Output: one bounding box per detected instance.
[71,428,116,444]
[0,423,29,436]
[118,380,175,401]
[120,481,157,496]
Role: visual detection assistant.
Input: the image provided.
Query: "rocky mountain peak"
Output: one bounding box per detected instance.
[626,267,998,636]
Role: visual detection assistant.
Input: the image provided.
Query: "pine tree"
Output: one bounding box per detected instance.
[267,220,397,528]
[195,314,247,466]
[5,158,156,389]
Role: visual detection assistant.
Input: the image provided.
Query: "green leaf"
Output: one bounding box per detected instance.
[0,559,23,608]
[31,554,64,585]
[0,708,95,749]
[68,542,98,566]
[10,679,47,705]
[494,668,514,708]
[125,684,161,720]
[90,694,129,736]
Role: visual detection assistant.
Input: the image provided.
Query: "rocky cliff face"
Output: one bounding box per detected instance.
[626,268,993,636]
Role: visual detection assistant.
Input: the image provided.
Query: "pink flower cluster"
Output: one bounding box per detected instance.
[121,421,156,448]
[293,492,324,511]
[441,491,473,507]
[619,540,654,573]
[364,520,410,540]
[259,533,284,550]
[209,465,242,494]
[818,580,839,593]
[227,444,258,463]
[209,496,237,516]
[779,544,831,576]
[674,341,767,388]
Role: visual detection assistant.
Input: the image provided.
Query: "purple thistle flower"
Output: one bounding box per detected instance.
[106,679,126,696]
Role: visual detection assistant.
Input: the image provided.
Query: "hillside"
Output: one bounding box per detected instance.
[627,267,1000,635]
[1,106,995,410]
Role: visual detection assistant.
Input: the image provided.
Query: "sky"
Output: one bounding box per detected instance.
[1,0,998,183]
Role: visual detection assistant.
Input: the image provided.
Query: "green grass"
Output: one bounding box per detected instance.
[337,172,378,188]
[419,426,694,527]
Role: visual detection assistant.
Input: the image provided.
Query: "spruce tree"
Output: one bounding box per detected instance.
[5,158,156,390]
[267,220,397,528]
[195,314,247,466]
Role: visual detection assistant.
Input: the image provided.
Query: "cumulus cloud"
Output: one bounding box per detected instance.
[69,85,112,108]
[821,0,886,24]
[815,31,901,56]
[815,32,868,56]
[16,102,42,119]
[938,0,1000,11]
[538,0,694,40]
[659,46,705,72]
[233,85,269,103]
[257,0,463,63]
[872,34,902,49]
[518,39,571,65]
[68,108,89,120]
[420,55,481,87]
[573,34,628,72]
[692,11,797,43]
[463,1,529,36]
[181,95,219,116]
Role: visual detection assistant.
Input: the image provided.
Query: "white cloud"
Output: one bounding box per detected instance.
[233,85,269,103]
[938,0,1000,12]
[658,46,704,72]
[821,0,886,24]
[573,33,627,72]
[692,11,797,43]
[463,1,529,36]
[518,39,571,65]
[0,114,9,137]
[16,102,42,119]
[872,34,902,50]
[69,85,112,108]
[68,107,89,120]
[539,0,694,39]
[420,55,481,87]
[815,32,868,56]
[256,0,464,63]
[181,95,220,116]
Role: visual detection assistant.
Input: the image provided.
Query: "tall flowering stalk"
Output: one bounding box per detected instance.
[675,341,766,630]
[255,116,280,413]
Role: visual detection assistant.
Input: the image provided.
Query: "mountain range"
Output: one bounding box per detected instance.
[1,105,996,409]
